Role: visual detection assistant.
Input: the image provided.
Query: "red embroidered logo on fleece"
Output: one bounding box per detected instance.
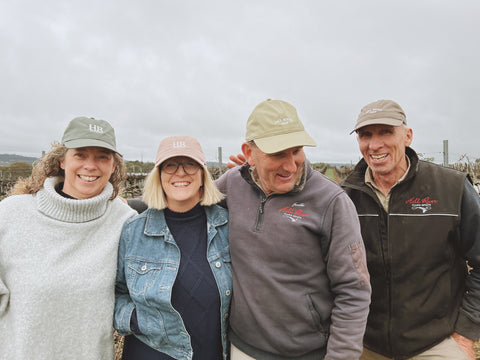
[279,202,309,222]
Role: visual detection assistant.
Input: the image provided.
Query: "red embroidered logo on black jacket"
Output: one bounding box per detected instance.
[405,196,439,213]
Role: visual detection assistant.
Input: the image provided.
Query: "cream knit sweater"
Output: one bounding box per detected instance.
[0,177,136,360]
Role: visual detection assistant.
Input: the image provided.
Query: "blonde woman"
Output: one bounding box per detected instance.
[114,136,231,360]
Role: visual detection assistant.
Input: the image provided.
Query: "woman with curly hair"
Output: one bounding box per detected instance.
[0,117,136,359]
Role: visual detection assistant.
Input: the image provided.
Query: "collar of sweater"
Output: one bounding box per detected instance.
[36,176,114,223]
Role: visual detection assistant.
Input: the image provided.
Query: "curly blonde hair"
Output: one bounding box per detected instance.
[8,142,126,199]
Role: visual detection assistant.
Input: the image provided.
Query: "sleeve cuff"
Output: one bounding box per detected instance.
[115,302,135,336]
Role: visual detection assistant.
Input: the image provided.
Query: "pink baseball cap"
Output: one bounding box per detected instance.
[154,136,206,167]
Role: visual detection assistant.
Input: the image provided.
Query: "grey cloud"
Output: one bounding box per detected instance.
[1,0,479,164]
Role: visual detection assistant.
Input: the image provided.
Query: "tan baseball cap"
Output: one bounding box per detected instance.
[62,117,118,153]
[351,99,407,134]
[154,136,206,167]
[245,99,316,154]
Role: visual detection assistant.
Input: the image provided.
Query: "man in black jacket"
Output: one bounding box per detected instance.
[341,99,480,360]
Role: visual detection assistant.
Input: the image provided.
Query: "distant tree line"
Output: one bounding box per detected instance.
[0,162,33,179]
[3,159,480,201]
[125,160,154,174]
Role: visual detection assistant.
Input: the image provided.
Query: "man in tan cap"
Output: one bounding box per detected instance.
[216,99,371,360]
[341,99,480,360]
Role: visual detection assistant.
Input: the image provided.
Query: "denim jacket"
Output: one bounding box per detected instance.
[114,204,232,360]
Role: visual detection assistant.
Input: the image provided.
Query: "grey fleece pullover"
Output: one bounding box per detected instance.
[216,163,371,360]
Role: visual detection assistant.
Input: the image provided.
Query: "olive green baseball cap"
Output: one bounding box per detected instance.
[61,117,118,153]
[351,99,407,134]
[246,99,316,154]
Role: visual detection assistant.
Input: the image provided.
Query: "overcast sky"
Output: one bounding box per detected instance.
[1,0,479,165]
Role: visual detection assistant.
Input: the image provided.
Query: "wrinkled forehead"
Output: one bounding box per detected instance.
[251,142,304,155]
[356,123,399,133]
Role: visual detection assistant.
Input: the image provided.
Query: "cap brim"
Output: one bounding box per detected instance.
[63,139,118,153]
[155,154,206,168]
[350,118,404,134]
[253,130,317,154]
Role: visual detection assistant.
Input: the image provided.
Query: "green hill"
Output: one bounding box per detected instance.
[0,154,39,166]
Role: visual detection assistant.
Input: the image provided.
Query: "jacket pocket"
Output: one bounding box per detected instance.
[221,252,232,270]
[126,259,165,301]
[306,292,332,336]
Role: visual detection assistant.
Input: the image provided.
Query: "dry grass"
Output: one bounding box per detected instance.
[114,332,124,360]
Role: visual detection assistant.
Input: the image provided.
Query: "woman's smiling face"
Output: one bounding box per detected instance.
[60,147,116,199]
[160,156,203,212]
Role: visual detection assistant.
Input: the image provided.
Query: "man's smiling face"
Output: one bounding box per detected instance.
[357,124,412,182]
[243,142,305,196]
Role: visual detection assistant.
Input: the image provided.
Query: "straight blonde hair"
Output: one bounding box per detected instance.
[142,164,224,210]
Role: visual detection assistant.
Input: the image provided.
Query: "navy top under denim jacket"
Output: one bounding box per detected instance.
[114,204,232,360]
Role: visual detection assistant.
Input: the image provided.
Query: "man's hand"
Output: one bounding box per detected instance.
[227,154,246,169]
[452,332,475,360]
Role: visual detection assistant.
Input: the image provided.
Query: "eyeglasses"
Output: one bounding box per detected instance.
[161,161,201,175]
